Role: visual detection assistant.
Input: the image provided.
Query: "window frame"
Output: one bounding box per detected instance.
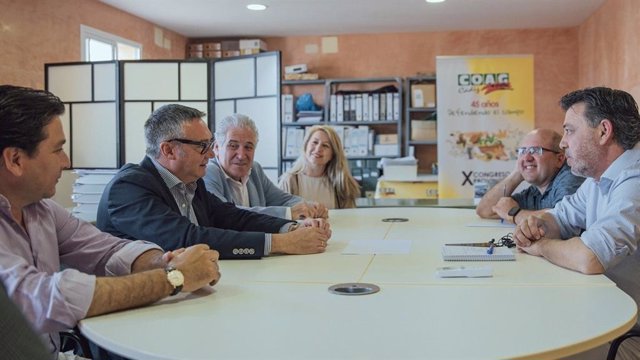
[80,25,142,61]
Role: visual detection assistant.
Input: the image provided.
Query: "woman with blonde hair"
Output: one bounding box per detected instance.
[279,125,360,209]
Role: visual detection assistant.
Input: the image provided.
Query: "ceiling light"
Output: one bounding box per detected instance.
[247,4,267,11]
[425,0,445,3]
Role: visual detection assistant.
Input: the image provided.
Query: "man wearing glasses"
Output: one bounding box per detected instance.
[97,104,331,259]
[476,128,584,224]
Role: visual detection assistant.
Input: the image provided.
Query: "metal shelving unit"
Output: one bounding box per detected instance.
[405,75,437,173]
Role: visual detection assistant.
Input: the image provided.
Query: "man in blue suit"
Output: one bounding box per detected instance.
[204,114,328,220]
[97,105,331,259]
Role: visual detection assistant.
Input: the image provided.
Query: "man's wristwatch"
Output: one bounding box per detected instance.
[287,222,300,232]
[508,206,522,223]
[164,265,184,296]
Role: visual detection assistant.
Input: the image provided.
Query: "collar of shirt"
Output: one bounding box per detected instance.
[150,157,198,192]
[218,160,252,186]
[597,142,640,192]
[0,194,12,215]
[537,162,570,196]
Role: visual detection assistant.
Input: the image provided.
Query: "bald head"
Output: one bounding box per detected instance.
[522,129,562,152]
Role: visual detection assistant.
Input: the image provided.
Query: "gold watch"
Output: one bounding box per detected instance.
[164,265,184,296]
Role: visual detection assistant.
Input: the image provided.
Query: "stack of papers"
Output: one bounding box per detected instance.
[441,245,515,261]
[72,169,117,223]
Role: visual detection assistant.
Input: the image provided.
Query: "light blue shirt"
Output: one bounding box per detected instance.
[549,142,640,270]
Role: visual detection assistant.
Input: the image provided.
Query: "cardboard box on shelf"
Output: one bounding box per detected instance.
[239,39,267,51]
[203,42,221,50]
[411,120,437,141]
[222,50,241,58]
[188,50,203,58]
[376,134,398,145]
[221,40,240,51]
[373,144,399,157]
[382,165,418,181]
[204,50,222,58]
[283,73,319,80]
[240,48,261,55]
[411,84,436,108]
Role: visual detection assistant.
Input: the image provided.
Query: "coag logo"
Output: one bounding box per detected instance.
[457,73,513,94]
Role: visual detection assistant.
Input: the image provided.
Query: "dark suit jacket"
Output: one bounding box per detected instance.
[96,156,291,259]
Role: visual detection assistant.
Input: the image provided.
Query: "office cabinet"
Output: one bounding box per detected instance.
[405,76,437,174]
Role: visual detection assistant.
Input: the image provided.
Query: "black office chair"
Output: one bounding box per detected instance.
[60,327,92,358]
[607,325,640,359]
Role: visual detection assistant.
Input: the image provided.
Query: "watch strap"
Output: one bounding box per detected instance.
[509,206,522,223]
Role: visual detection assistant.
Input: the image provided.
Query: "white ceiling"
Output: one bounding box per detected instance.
[101,0,607,38]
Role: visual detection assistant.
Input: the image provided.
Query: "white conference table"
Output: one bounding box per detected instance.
[79,207,637,360]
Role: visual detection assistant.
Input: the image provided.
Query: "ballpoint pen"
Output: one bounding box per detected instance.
[501,184,506,224]
[486,243,495,255]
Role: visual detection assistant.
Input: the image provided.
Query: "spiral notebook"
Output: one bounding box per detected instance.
[441,245,515,261]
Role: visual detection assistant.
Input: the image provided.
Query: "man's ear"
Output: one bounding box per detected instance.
[1,147,26,176]
[599,119,614,145]
[159,141,178,160]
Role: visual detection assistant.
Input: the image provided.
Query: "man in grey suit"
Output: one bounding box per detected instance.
[204,114,328,220]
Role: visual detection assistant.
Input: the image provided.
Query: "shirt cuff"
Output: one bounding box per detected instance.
[264,233,272,256]
[285,207,292,220]
[105,240,163,276]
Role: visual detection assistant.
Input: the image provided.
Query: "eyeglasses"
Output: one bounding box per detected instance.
[168,138,214,154]
[516,146,560,157]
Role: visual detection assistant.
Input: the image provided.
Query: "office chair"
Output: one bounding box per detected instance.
[607,325,640,360]
[60,327,92,358]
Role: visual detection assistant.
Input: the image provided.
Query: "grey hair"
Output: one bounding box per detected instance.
[144,104,207,158]
[214,114,259,146]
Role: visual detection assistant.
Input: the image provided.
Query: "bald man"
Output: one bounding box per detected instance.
[476,128,584,224]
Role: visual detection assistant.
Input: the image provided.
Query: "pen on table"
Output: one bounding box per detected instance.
[486,243,495,255]
[501,184,506,224]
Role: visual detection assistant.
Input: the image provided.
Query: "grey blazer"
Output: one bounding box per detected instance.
[204,158,303,219]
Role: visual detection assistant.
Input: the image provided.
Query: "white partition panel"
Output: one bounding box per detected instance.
[94,63,117,101]
[256,55,278,96]
[48,65,92,102]
[153,102,209,119]
[180,63,208,100]
[237,97,278,168]
[124,102,153,164]
[214,100,235,127]
[124,63,179,100]
[214,58,255,99]
[71,103,118,168]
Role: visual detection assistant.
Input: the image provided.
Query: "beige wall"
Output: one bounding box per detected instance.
[578,0,640,99]
[0,0,188,207]
[267,27,579,133]
[0,0,187,88]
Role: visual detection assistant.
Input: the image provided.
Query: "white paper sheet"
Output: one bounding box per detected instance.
[342,240,412,255]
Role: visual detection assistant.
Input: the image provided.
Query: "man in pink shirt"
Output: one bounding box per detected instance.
[0,85,221,357]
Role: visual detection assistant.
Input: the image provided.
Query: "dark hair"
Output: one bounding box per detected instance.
[0,85,65,156]
[144,104,207,158]
[560,87,640,150]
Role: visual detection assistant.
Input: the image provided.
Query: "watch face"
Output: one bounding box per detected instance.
[167,270,185,287]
